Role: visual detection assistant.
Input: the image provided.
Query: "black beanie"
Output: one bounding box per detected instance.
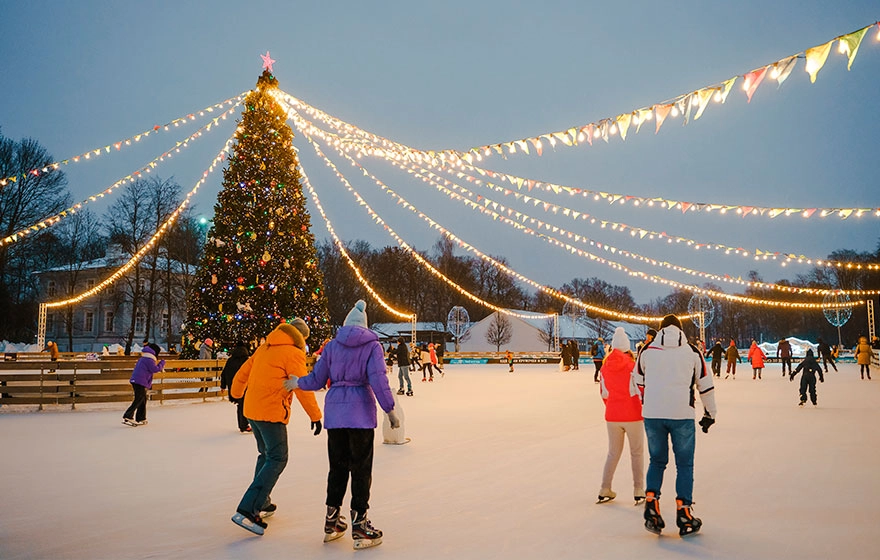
[659,314,683,331]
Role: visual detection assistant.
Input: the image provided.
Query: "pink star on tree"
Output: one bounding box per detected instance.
[260,51,276,73]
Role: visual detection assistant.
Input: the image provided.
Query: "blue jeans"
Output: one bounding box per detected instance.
[397,366,412,392]
[237,419,288,515]
[644,418,696,505]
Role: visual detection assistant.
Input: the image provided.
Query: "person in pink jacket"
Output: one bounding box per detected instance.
[747,339,766,380]
[597,327,645,505]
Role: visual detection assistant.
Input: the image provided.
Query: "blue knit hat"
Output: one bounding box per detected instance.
[344,299,368,328]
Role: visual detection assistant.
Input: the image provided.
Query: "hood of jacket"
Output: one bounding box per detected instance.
[333,324,378,348]
[656,325,686,348]
[266,323,305,350]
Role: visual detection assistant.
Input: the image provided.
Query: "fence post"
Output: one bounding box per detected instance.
[71,362,77,410]
[39,367,45,411]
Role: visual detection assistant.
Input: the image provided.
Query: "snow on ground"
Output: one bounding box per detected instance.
[1,362,878,559]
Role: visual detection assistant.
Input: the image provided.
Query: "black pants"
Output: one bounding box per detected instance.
[799,376,817,405]
[124,382,147,421]
[711,360,722,376]
[326,428,374,514]
[593,360,602,382]
[822,357,837,372]
[236,400,249,431]
[780,357,792,374]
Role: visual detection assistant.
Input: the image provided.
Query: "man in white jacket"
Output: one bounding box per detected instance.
[635,314,717,537]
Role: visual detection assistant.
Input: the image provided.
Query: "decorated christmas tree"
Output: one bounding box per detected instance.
[184,60,330,349]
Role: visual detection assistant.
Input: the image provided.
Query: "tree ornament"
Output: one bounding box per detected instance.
[284,259,290,269]
[262,250,272,262]
[236,243,242,253]
[211,274,217,284]
[237,276,245,284]
[269,220,275,230]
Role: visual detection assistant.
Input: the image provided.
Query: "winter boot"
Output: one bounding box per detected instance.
[596,488,616,504]
[675,499,702,537]
[232,509,267,536]
[324,505,348,543]
[351,510,383,549]
[643,492,664,535]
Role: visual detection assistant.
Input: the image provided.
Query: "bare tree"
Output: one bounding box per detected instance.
[485,311,512,352]
[536,316,556,351]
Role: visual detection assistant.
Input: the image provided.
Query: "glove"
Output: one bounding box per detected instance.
[387,409,401,429]
[228,394,240,404]
[283,376,300,392]
[819,374,824,383]
[311,420,322,436]
[789,374,795,382]
[698,411,715,433]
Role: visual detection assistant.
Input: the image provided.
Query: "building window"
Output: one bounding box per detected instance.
[47,280,57,297]
[86,279,96,291]
[160,312,170,334]
[134,312,145,334]
[46,313,55,334]
[104,311,114,332]
[84,312,94,333]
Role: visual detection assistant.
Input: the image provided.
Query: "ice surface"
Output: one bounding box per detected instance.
[1,362,878,559]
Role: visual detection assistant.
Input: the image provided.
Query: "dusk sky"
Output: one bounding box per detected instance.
[1,1,878,307]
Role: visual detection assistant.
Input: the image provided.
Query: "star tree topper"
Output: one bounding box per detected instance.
[261,51,276,73]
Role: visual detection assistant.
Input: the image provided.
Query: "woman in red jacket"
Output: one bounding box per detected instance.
[597,327,645,505]
[747,339,766,380]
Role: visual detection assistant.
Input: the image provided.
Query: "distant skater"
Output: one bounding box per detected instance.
[748,340,765,380]
[777,338,793,377]
[506,350,514,373]
[790,349,823,407]
[122,343,164,426]
[724,340,740,379]
[855,336,875,380]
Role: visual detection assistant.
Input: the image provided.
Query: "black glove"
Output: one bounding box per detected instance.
[228,394,240,404]
[698,411,715,433]
[789,374,795,382]
[819,374,824,383]
[311,420,322,436]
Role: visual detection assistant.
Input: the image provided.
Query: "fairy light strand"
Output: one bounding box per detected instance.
[2,102,242,247]
[1,92,248,188]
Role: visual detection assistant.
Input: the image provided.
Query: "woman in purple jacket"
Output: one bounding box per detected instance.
[290,300,399,550]
[122,343,165,426]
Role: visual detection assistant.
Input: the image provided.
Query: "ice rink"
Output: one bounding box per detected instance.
[1,361,878,559]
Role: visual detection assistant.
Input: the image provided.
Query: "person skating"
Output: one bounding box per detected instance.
[229,320,323,536]
[434,342,445,377]
[707,341,723,378]
[855,336,875,380]
[790,349,823,406]
[777,338,793,377]
[290,300,399,550]
[597,327,645,506]
[394,337,413,396]
[419,344,434,382]
[817,337,838,373]
[635,315,717,537]
[747,339,766,380]
[591,338,606,383]
[571,339,580,370]
[560,342,571,372]
[724,340,740,379]
[220,341,252,433]
[122,343,165,426]
[506,349,514,373]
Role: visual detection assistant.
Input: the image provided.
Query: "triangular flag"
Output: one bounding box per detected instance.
[665,200,677,210]
[802,208,817,218]
[635,108,652,133]
[654,104,673,134]
[681,94,694,125]
[680,202,692,213]
[742,66,768,103]
[773,55,798,86]
[616,113,632,141]
[600,120,610,143]
[530,137,543,156]
[838,209,854,219]
[693,88,714,120]
[584,124,594,146]
[839,26,869,70]
[740,206,753,217]
[718,77,737,103]
[805,40,833,83]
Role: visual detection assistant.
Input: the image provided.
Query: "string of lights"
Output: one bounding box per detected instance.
[275,92,879,271]
[1,92,248,188]
[45,132,239,308]
[2,102,242,247]
[292,115,862,312]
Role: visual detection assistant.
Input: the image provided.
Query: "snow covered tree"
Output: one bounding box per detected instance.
[184,70,330,349]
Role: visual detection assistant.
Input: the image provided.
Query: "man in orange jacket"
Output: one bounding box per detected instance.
[229,318,322,536]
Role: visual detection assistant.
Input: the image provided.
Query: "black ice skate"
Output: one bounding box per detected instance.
[643,492,665,535]
[675,500,702,537]
[351,510,383,549]
[406,390,413,396]
[324,505,348,543]
[260,503,276,518]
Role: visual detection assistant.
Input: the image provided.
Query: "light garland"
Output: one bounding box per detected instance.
[292,121,695,323]
[293,149,415,320]
[1,93,248,188]
[275,63,880,222]
[45,132,238,308]
[289,113,878,296]
[2,102,242,247]
[293,115,863,312]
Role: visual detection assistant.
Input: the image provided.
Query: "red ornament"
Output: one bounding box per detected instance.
[237,276,245,284]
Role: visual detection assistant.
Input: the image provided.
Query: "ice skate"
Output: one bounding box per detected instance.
[232,509,266,536]
[798,400,805,407]
[634,489,646,506]
[643,492,664,535]
[122,418,138,427]
[596,488,616,504]
[351,510,382,549]
[324,506,348,543]
[675,500,702,537]
[135,419,148,426]
[406,390,413,396]
[260,503,276,518]
[396,389,405,395]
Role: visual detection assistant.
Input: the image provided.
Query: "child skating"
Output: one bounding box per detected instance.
[790,349,823,406]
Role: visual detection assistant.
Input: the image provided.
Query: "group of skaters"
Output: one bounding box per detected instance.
[384,339,444,395]
[560,338,608,383]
